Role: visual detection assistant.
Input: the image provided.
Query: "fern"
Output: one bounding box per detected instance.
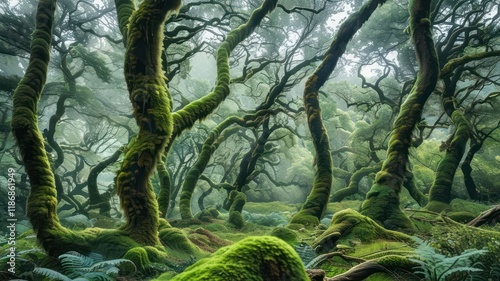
[33,251,136,281]
[409,237,488,281]
[294,243,317,267]
[33,267,73,281]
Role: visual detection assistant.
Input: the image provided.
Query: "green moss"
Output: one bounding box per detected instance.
[362,0,439,229]
[269,227,299,245]
[312,209,412,253]
[427,111,470,211]
[326,200,363,215]
[164,236,308,281]
[361,183,413,230]
[447,211,476,223]
[196,207,220,222]
[430,220,500,279]
[159,218,172,230]
[229,211,245,229]
[288,211,320,229]
[158,228,203,258]
[156,271,178,280]
[449,198,490,215]
[424,200,451,213]
[227,190,247,229]
[374,254,415,271]
[123,247,151,272]
[244,202,298,214]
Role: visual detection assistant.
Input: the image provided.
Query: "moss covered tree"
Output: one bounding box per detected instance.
[360,0,439,229]
[289,0,388,228]
[154,0,278,214]
[12,0,187,258]
[425,51,500,212]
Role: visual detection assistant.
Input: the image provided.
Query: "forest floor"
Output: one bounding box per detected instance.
[1,199,499,280]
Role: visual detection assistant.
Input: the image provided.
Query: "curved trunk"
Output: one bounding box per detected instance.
[179,117,242,219]
[426,110,470,212]
[115,0,180,245]
[403,170,428,207]
[157,155,171,216]
[361,0,439,229]
[290,0,388,228]
[88,148,122,215]
[461,138,485,201]
[332,163,382,202]
[10,0,71,255]
[169,0,278,140]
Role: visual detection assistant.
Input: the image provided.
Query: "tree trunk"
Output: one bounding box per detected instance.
[115,0,180,245]
[426,111,469,212]
[361,0,439,230]
[290,0,388,228]
[11,0,98,257]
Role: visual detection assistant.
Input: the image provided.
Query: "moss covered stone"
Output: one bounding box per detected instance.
[163,236,308,281]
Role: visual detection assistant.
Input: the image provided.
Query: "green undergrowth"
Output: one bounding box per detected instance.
[3,200,499,280]
[244,201,300,214]
[325,200,364,215]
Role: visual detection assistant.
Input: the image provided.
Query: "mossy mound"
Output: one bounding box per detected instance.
[196,208,220,222]
[269,227,299,245]
[325,200,363,215]
[228,210,245,229]
[159,228,205,258]
[449,198,490,215]
[123,247,151,272]
[447,211,476,223]
[430,218,500,279]
[287,210,320,229]
[122,245,173,274]
[312,209,412,253]
[187,228,232,253]
[425,200,452,213]
[425,198,490,223]
[160,236,308,281]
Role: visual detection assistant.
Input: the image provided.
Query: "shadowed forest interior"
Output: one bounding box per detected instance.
[0,0,499,280]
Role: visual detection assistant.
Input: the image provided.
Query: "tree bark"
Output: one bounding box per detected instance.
[361,0,439,229]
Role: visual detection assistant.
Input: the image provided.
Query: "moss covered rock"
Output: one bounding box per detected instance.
[162,236,308,281]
